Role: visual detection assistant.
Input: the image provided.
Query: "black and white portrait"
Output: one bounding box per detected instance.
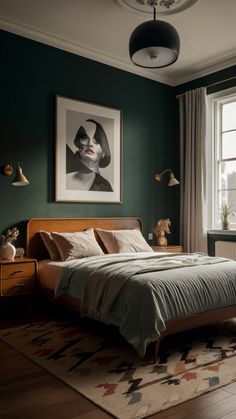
[55,96,122,203]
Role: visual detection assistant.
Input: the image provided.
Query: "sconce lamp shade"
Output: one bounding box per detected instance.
[155,169,179,186]
[168,172,179,186]
[12,163,29,186]
[129,18,180,68]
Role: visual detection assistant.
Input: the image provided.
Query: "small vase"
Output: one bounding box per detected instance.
[0,243,16,260]
[222,221,230,230]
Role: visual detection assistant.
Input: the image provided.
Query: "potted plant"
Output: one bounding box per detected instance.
[220,204,234,230]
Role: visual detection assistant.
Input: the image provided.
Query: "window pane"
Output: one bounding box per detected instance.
[222,131,236,159]
[219,161,236,190]
[222,102,236,131]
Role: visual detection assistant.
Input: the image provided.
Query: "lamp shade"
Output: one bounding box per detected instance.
[129,19,180,68]
[12,164,29,186]
[168,172,179,186]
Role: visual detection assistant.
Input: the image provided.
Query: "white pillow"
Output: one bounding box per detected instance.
[51,228,104,261]
[96,228,153,253]
[40,231,61,260]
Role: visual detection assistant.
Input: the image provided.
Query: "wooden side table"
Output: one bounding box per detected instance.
[0,257,37,316]
[152,245,183,253]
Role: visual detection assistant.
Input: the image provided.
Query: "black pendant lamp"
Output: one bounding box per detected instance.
[129,7,180,68]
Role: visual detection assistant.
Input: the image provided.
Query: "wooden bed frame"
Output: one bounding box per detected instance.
[26,217,236,362]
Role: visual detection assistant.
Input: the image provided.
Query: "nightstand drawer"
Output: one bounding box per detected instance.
[1,276,35,296]
[1,263,35,280]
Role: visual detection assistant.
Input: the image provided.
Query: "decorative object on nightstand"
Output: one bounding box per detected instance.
[15,247,25,258]
[0,227,19,260]
[154,218,171,246]
[152,245,183,253]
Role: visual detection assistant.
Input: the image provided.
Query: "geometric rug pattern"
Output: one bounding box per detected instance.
[1,319,236,419]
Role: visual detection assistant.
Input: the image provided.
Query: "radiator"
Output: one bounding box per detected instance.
[215,241,236,260]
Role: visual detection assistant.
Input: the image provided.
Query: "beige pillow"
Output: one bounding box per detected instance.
[51,228,104,261]
[96,228,153,253]
[40,231,61,260]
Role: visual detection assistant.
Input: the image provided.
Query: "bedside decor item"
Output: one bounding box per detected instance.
[0,227,19,260]
[155,168,179,186]
[154,218,171,245]
[2,162,29,186]
[15,247,25,258]
[220,204,234,230]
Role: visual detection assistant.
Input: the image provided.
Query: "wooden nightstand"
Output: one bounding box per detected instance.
[152,245,183,253]
[0,258,37,315]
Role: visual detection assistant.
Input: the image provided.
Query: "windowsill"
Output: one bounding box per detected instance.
[208,229,236,236]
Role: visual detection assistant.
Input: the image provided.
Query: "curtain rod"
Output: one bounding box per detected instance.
[176,75,236,99]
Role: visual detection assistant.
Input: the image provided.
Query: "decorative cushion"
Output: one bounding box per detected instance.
[51,228,104,261]
[96,228,153,253]
[40,231,61,260]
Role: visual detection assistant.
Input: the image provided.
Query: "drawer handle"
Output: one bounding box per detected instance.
[13,283,25,287]
[12,270,25,275]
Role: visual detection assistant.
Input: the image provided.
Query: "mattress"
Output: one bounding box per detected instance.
[38,260,68,290]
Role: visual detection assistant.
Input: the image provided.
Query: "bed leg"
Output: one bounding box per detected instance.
[154,338,161,364]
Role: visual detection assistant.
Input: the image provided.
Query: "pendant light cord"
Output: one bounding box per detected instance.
[153,6,156,20]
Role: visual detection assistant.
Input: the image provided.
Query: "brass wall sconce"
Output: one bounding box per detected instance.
[2,163,30,186]
[155,169,179,186]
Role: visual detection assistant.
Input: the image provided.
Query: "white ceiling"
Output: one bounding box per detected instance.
[0,0,236,86]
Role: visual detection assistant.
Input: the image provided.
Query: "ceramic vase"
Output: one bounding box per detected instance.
[0,243,16,260]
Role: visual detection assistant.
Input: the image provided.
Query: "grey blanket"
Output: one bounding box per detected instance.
[55,252,236,356]
[55,252,232,313]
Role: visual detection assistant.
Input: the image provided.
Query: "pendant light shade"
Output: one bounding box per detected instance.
[129,8,180,68]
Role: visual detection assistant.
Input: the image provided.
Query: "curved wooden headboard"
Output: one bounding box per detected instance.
[26,217,143,260]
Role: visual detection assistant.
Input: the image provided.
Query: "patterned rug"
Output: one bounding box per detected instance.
[1,318,236,419]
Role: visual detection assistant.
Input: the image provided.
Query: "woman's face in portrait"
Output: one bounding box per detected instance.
[79,122,103,165]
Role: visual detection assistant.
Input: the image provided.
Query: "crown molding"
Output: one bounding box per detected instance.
[0,15,235,88]
[173,54,236,86]
[0,16,173,86]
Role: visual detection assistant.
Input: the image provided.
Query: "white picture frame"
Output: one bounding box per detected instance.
[55,96,122,203]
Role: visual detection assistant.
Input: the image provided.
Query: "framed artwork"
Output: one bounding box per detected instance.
[55,96,122,203]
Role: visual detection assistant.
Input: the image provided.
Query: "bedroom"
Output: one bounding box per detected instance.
[0,0,236,418]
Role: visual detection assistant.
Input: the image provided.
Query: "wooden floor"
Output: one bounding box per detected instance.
[1,314,236,419]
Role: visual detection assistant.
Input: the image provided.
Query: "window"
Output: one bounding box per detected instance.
[207,88,236,230]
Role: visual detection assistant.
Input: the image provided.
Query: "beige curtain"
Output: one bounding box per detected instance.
[179,87,207,253]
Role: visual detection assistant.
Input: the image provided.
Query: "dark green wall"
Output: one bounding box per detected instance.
[0,30,179,248]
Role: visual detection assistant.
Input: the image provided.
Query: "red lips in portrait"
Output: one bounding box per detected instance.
[85,147,94,155]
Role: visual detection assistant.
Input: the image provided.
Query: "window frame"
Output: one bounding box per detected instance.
[207,87,236,230]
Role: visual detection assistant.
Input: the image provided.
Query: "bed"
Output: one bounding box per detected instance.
[26,217,236,362]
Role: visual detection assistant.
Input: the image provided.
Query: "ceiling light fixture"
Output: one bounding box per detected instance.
[117,0,199,16]
[129,4,180,68]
